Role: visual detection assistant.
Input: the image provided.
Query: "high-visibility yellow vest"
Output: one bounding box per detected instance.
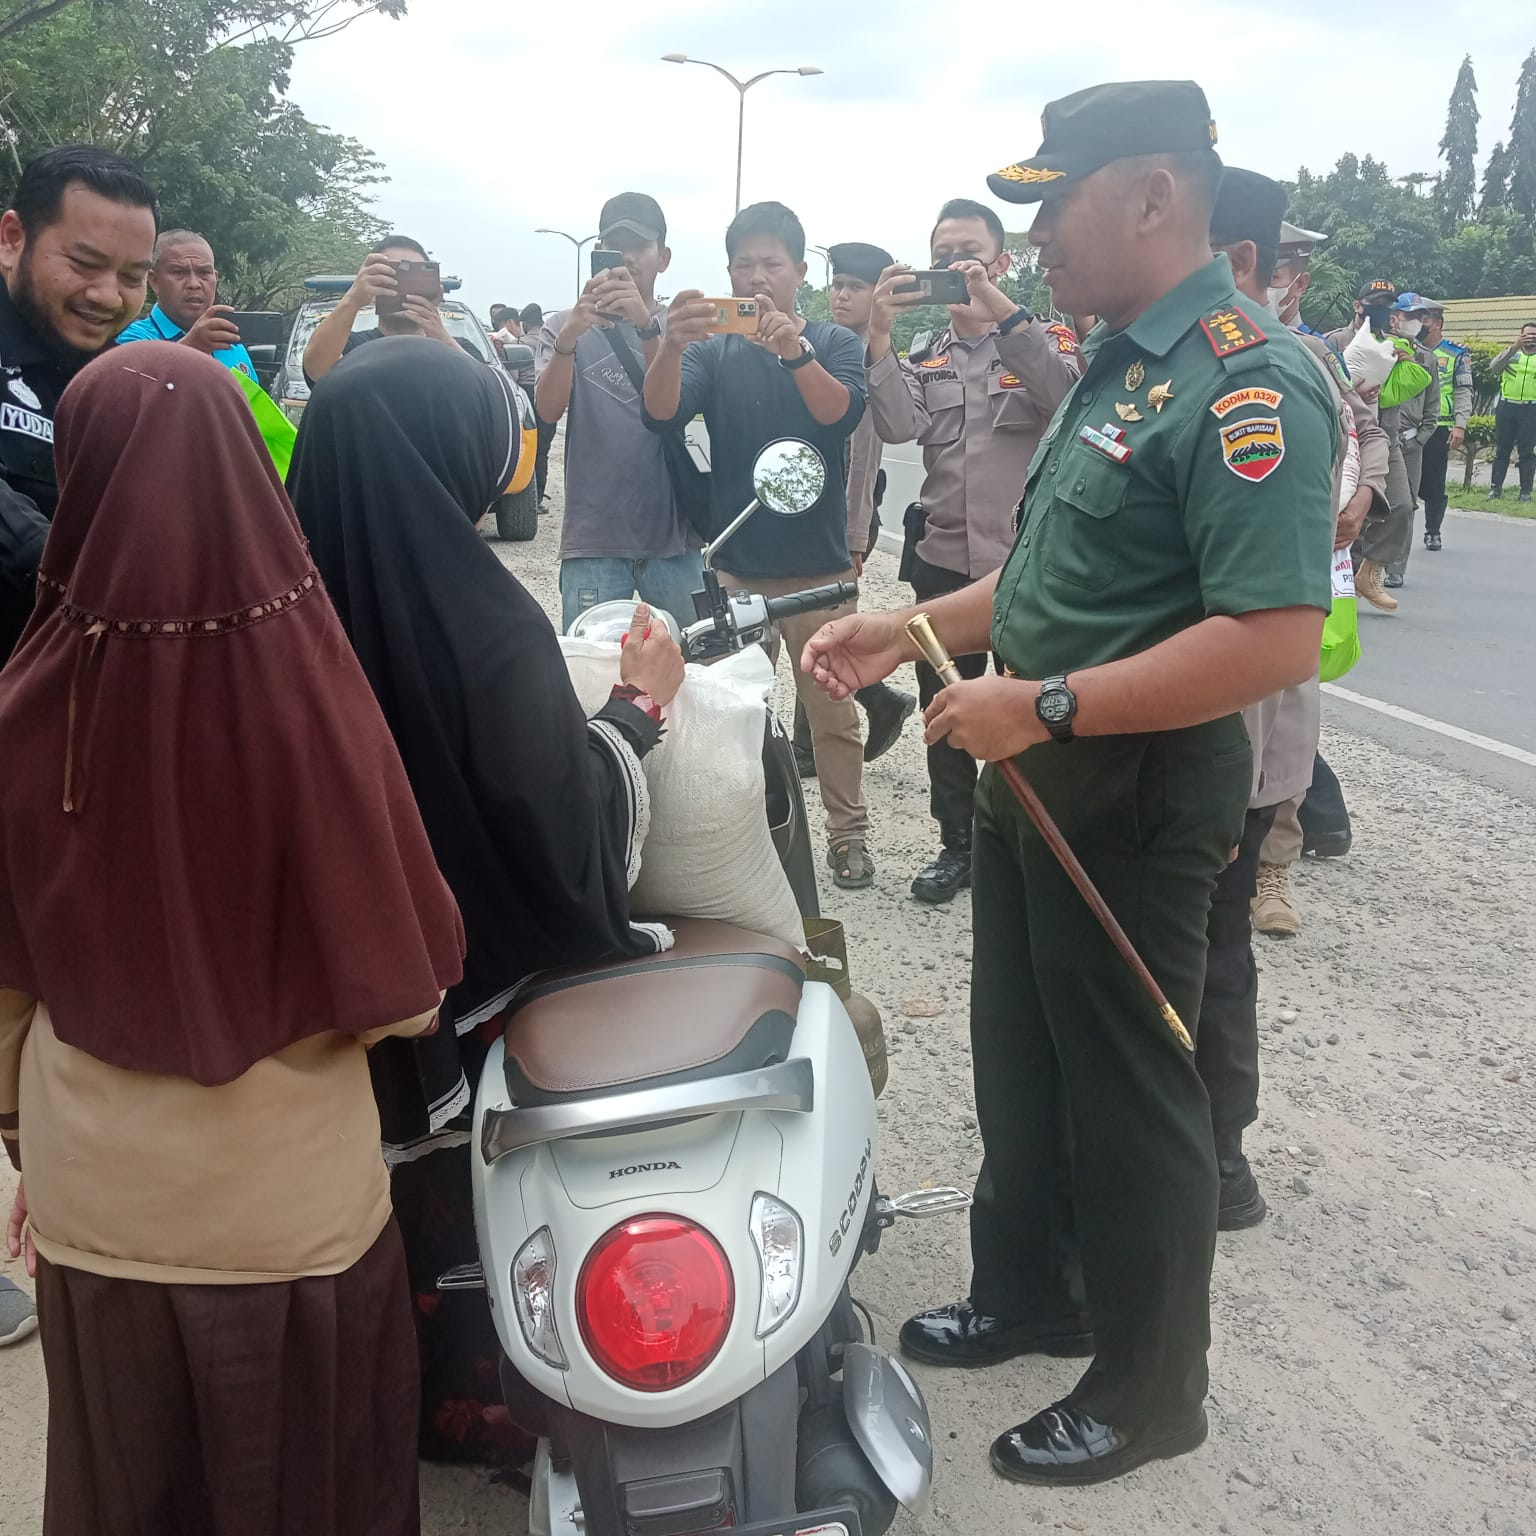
[1501,348,1536,404]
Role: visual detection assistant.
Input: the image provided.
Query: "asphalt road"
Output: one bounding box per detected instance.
[878,445,1536,802]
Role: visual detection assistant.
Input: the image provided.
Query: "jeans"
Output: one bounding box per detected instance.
[559,550,706,633]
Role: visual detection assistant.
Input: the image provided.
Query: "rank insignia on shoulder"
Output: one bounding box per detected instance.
[1200,306,1268,358]
[1046,323,1079,354]
[999,372,1023,389]
[1077,422,1131,463]
[1218,416,1284,481]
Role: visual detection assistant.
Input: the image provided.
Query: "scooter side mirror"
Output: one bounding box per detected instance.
[751,438,826,516]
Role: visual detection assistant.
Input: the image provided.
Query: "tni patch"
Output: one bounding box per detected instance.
[1199,307,1267,358]
[1219,417,1284,481]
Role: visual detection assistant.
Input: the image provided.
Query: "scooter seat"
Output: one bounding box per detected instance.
[501,919,805,1106]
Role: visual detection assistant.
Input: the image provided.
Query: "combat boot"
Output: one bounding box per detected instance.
[1355,559,1398,612]
[1215,1129,1268,1231]
[912,826,972,905]
[1251,861,1300,938]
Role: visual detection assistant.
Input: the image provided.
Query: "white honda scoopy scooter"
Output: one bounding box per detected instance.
[445,442,969,1536]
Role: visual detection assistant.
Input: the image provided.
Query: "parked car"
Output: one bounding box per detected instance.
[274,275,541,541]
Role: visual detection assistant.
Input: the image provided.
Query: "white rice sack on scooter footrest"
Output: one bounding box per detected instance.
[557,640,805,947]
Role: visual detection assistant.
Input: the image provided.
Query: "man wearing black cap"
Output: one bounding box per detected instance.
[864,198,1083,903]
[791,241,917,775]
[534,193,704,629]
[1203,166,1389,1225]
[804,81,1338,1486]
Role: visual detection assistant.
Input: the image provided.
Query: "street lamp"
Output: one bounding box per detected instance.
[661,54,823,213]
[809,244,833,287]
[536,227,597,302]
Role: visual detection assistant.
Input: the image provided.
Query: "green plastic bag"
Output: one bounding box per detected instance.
[1377,340,1432,410]
[1319,549,1360,682]
[233,370,297,480]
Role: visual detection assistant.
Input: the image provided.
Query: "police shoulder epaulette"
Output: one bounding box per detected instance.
[1199,303,1268,361]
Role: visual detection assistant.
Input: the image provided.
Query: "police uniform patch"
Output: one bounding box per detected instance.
[1046,323,1079,354]
[1199,306,1267,358]
[1,403,53,443]
[918,354,951,369]
[7,376,41,411]
[1219,416,1284,481]
[998,372,1023,389]
[1209,386,1283,419]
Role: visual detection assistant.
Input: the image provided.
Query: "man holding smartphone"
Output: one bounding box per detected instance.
[302,234,466,384]
[534,192,703,630]
[866,199,1083,904]
[116,229,257,380]
[643,201,876,890]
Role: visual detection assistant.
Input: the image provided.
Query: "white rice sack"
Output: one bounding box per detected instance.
[1340,325,1396,394]
[559,639,804,947]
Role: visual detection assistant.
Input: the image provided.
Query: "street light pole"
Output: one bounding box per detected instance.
[535,227,597,302]
[809,245,832,287]
[661,54,823,213]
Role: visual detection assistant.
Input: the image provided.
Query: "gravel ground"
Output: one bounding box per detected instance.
[2,467,1532,1536]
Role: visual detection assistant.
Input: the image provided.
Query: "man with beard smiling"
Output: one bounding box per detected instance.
[0,146,158,659]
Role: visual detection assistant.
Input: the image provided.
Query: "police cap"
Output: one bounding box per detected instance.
[1209,167,1287,254]
[827,243,895,285]
[989,80,1219,204]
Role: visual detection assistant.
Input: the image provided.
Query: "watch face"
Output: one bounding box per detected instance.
[1039,690,1073,724]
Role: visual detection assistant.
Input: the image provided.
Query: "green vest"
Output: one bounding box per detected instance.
[1502,348,1536,404]
[1435,339,1460,427]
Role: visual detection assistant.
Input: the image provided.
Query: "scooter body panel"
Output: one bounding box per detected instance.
[470,980,878,1429]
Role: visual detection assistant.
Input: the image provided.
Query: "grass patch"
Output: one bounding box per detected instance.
[1445,488,1536,518]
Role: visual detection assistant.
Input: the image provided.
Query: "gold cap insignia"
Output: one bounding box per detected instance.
[995,164,1066,184]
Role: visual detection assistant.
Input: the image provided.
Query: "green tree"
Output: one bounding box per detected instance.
[1436,54,1479,228]
[0,1,400,308]
[1508,49,1536,223]
[1480,140,1512,214]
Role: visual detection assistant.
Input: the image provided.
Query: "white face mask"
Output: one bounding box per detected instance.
[1397,317,1423,340]
[1266,285,1292,320]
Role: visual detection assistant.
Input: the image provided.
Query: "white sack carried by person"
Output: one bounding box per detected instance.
[561,637,804,946]
[1341,324,1397,394]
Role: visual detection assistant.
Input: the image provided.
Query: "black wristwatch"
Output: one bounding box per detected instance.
[635,316,662,341]
[1035,674,1077,743]
[780,336,818,371]
[997,304,1034,336]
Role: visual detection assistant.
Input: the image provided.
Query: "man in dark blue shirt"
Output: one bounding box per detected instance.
[643,200,875,889]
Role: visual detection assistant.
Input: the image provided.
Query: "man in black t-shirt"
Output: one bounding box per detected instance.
[0,147,158,660]
[643,201,875,890]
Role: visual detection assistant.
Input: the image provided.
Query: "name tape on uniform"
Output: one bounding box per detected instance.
[1,403,53,443]
[1078,423,1131,463]
[1209,387,1283,419]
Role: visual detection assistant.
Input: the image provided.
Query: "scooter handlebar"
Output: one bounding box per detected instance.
[762,582,858,625]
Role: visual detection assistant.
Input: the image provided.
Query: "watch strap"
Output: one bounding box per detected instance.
[1036,673,1076,743]
[780,337,817,371]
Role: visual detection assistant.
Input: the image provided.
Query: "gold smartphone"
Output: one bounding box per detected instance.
[703,298,759,335]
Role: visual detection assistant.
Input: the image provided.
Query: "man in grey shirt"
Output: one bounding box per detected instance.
[537,194,702,629]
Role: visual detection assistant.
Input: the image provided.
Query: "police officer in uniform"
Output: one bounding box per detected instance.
[803,82,1338,1485]
[0,147,158,659]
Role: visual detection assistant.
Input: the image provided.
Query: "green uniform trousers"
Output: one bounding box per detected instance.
[968,716,1251,1427]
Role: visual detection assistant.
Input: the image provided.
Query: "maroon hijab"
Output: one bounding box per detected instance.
[0,342,464,1084]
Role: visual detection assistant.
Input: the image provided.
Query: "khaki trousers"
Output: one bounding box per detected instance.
[719,568,868,845]
[1260,794,1304,866]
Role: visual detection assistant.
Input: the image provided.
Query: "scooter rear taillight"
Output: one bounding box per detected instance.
[577,1214,733,1391]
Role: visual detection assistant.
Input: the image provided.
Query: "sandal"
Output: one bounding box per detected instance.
[827,838,875,891]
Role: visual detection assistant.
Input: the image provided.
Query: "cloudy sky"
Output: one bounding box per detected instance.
[289,0,1535,317]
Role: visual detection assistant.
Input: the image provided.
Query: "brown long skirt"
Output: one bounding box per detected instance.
[34,1218,421,1536]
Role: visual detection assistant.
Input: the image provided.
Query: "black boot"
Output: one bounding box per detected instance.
[1215,1129,1267,1231]
[857,681,917,763]
[912,826,972,905]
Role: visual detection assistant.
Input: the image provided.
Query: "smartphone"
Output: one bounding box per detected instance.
[702,298,759,335]
[591,249,627,278]
[377,259,442,316]
[224,310,284,349]
[899,269,970,305]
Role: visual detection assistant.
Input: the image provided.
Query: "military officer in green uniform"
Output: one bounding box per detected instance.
[802,80,1338,1487]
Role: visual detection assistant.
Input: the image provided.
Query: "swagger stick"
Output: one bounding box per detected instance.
[905,613,1194,1052]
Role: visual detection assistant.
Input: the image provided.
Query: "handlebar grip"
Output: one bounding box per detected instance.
[762,582,859,624]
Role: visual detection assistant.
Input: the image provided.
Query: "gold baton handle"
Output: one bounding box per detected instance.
[906,613,964,687]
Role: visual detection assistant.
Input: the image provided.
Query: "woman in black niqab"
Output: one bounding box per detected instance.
[289,336,675,1463]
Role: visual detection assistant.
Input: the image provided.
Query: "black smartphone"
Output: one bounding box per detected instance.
[591,249,627,278]
[377,259,442,316]
[899,269,971,305]
[224,310,284,349]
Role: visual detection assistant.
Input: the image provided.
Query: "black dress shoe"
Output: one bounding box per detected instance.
[1217,1153,1268,1231]
[858,683,917,763]
[1424,531,1443,551]
[912,844,972,904]
[899,1301,1094,1368]
[990,1400,1208,1487]
[1301,828,1351,859]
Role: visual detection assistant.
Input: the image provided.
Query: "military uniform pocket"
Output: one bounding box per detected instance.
[1041,450,1129,592]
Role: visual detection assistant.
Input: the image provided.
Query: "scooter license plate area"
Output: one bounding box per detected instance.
[733,1512,862,1536]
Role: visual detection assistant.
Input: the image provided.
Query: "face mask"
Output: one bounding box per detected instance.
[1397,317,1422,340]
[1364,305,1391,332]
[1266,285,1292,320]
